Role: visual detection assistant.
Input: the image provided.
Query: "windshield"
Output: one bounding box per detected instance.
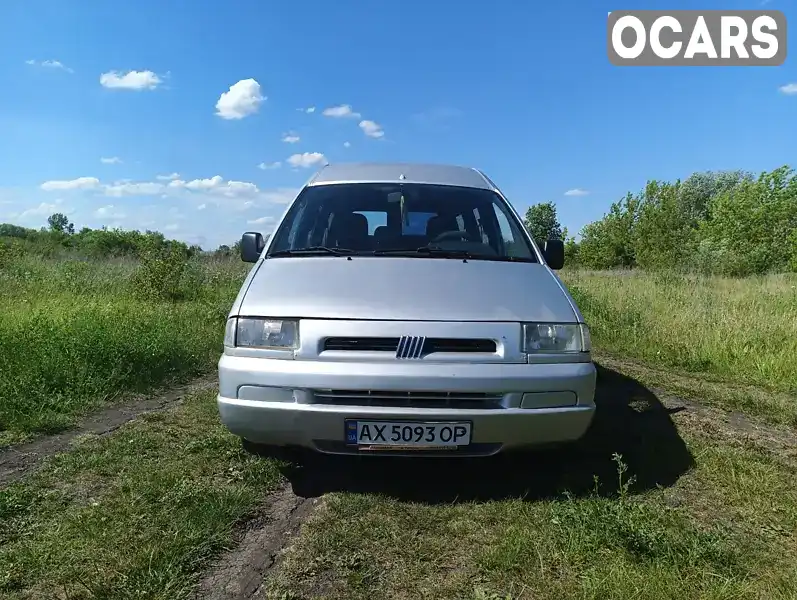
[266,182,539,262]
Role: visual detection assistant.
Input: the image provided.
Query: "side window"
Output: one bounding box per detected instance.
[404,211,436,235]
[492,203,535,258]
[354,211,387,235]
[355,210,387,235]
[492,205,515,245]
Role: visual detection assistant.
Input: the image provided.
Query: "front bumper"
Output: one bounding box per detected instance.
[217,355,597,456]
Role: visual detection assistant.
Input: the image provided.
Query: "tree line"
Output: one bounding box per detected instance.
[2,164,795,277]
[0,213,273,263]
[0,214,211,262]
[524,165,797,276]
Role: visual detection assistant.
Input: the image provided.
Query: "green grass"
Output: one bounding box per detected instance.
[0,254,249,440]
[562,270,797,392]
[1,260,796,599]
[0,389,283,599]
[264,435,797,600]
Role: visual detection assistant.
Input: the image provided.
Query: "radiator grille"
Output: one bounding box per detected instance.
[312,389,504,410]
[323,337,496,354]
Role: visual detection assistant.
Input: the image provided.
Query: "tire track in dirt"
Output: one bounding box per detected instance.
[194,486,320,600]
[0,375,217,486]
[663,392,797,469]
[599,356,797,468]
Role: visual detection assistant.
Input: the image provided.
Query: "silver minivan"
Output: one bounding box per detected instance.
[218,162,596,457]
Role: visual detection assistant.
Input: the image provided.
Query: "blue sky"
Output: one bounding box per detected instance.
[1,0,794,249]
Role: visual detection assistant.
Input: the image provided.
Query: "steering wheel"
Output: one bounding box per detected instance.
[432,230,470,243]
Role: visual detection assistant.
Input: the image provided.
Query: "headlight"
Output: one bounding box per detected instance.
[224,317,299,349]
[522,323,591,353]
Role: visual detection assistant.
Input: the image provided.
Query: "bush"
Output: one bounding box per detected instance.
[0,238,24,268]
[538,165,797,277]
[131,245,190,301]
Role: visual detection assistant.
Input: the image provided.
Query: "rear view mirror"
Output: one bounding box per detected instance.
[542,239,564,270]
[241,232,265,263]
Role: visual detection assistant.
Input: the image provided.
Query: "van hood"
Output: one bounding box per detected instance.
[236,256,579,322]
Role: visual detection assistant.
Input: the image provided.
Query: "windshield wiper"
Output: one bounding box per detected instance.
[373,246,475,258]
[373,246,537,262]
[268,246,357,257]
[416,246,474,258]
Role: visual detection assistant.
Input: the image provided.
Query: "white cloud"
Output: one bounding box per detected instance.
[564,188,590,196]
[100,70,162,90]
[170,175,262,200]
[261,188,298,204]
[215,78,265,120]
[222,181,260,198]
[287,152,327,168]
[297,106,316,113]
[343,141,351,148]
[778,83,797,95]
[322,104,361,118]
[156,172,180,181]
[26,59,73,73]
[40,177,101,191]
[38,174,291,216]
[359,120,384,139]
[258,161,281,170]
[172,175,222,191]
[94,204,126,220]
[105,182,165,197]
[18,201,66,219]
[100,156,122,164]
[248,216,275,225]
[163,223,179,232]
[282,133,301,143]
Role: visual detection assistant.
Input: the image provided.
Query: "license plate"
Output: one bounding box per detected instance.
[345,420,472,448]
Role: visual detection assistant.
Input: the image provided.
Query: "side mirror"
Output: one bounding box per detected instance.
[542,239,564,270]
[240,232,265,263]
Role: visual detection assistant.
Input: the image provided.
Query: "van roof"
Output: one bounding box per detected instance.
[306,162,496,191]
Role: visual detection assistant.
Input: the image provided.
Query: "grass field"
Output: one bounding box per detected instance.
[1,256,795,599]
[563,269,797,394]
[265,434,797,599]
[0,255,248,444]
[0,389,284,598]
[563,269,797,427]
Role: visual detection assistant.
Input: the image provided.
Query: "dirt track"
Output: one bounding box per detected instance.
[0,376,216,486]
[194,487,319,600]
